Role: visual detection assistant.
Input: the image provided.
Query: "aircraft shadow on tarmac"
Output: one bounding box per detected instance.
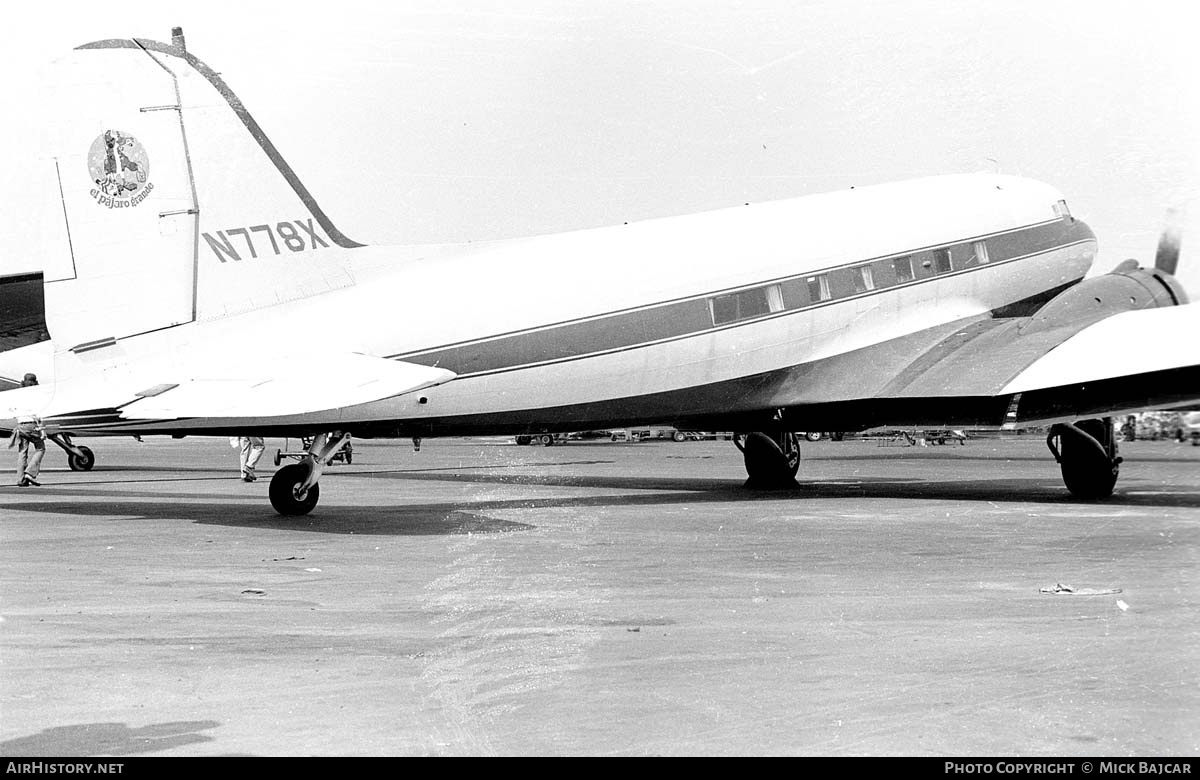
[806,450,1200,464]
[387,469,1200,508]
[3,469,1199,535]
[0,719,220,757]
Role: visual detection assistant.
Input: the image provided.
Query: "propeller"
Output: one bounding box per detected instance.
[1154,206,1184,275]
[1106,204,1192,301]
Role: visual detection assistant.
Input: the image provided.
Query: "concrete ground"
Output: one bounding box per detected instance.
[1,433,1197,756]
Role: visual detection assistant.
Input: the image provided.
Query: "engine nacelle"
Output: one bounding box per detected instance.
[1019,265,1187,335]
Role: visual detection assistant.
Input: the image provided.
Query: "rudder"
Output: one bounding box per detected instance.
[36,29,364,353]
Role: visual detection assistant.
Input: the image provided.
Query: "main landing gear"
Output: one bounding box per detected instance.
[1046,417,1122,499]
[48,433,95,471]
[734,431,801,489]
[269,432,351,516]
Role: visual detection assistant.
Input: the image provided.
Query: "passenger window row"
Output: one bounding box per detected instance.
[708,239,989,326]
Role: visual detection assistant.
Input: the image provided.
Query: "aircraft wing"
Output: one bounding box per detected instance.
[0,352,455,431]
[1001,305,1200,394]
[119,352,455,420]
[755,303,1200,427]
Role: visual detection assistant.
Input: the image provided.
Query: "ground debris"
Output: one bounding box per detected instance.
[1038,582,1123,596]
[241,588,267,596]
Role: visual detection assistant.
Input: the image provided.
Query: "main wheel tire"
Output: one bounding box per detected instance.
[741,431,800,488]
[269,463,320,516]
[67,445,95,472]
[1059,420,1118,500]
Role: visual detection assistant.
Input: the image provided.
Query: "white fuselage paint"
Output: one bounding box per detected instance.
[24,173,1096,433]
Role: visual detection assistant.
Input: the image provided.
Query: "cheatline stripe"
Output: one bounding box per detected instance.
[388,219,1095,378]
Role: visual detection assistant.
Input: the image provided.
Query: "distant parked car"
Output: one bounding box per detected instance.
[515,433,566,445]
[608,429,642,442]
[926,429,968,445]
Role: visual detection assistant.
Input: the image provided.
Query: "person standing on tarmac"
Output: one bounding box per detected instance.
[238,436,266,482]
[9,373,46,487]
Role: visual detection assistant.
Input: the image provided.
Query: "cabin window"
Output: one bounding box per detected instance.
[710,284,783,325]
[851,265,876,294]
[934,248,953,274]
[766,284,784,311]
[893,256,915,283]
[962,240,990,268]
[807,274,831,303]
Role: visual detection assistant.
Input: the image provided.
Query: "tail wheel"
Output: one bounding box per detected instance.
[269,463,320,516]
[67,446,95,472]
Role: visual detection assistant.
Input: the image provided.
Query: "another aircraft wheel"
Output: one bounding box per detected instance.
[269,463,320,516]
[673,431,686,442]
[1056,420,1119,500]
[273,449,282,467]
[741,431,801,488]
[804,431,822,442]
[67,446,95,472]
[538,434,554,446]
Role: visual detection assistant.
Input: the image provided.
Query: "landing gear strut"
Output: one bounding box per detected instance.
[1046,417,1121,499]
[48,433,95,471]
[735,431,801,489]
[269,432,351,515]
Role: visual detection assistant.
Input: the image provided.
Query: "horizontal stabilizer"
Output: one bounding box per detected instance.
[120,353,454,420]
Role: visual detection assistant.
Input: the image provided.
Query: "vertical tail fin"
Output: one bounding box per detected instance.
[38,29,365,353]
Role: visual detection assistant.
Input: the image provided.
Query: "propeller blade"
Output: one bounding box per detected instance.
[1154,207,1184,275]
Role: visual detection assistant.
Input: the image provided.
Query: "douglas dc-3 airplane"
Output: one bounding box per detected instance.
[3,28,1199,515]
